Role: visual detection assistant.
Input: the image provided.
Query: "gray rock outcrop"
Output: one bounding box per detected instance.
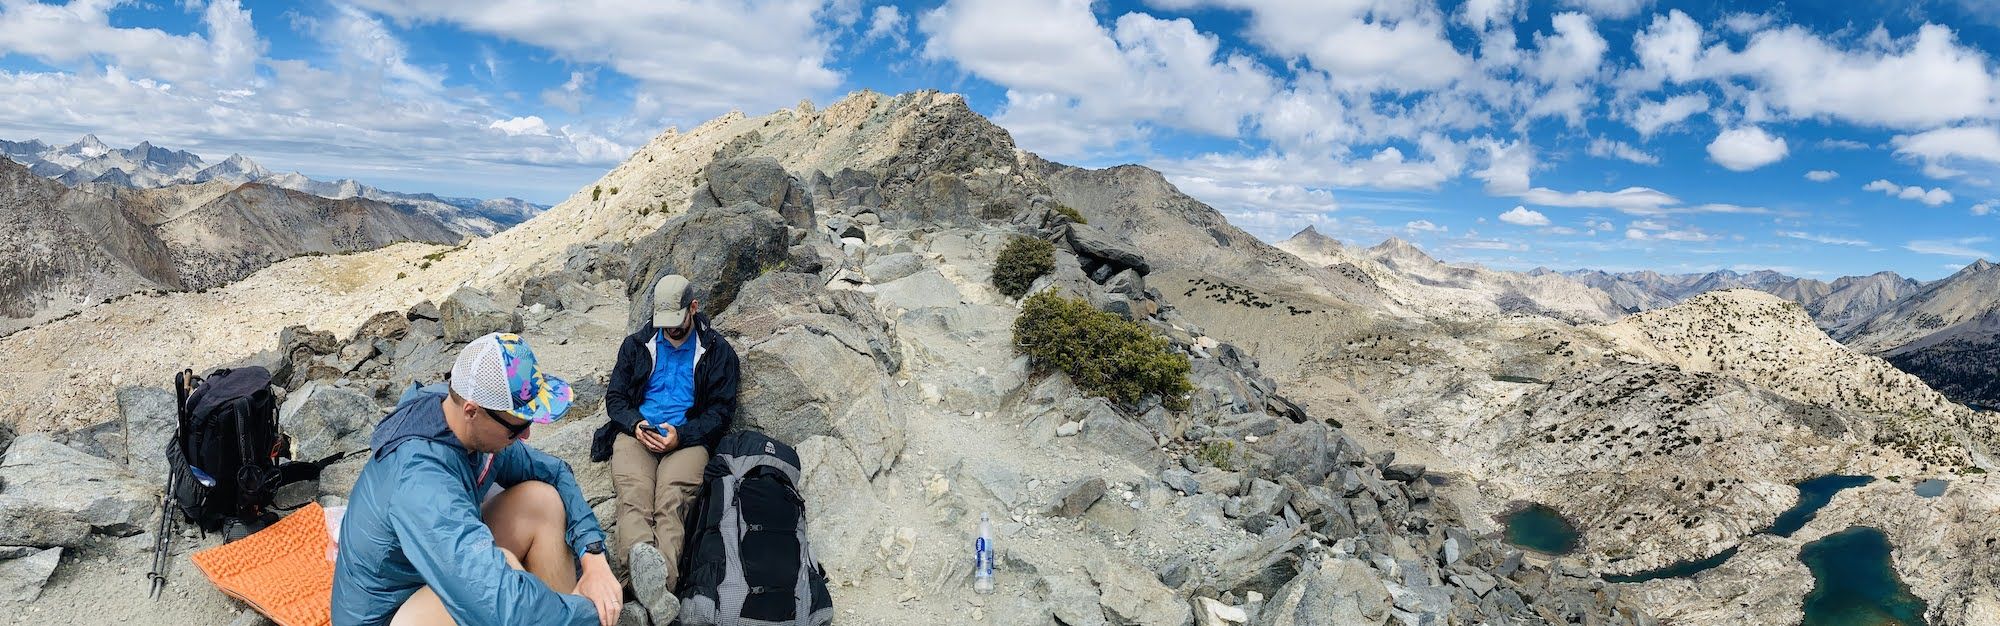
[0,547,61,605]
[692,157,816,236]
[624,201,790,329]
[0,435,153,548]
[279,382,380,460]
[441,286,523,343]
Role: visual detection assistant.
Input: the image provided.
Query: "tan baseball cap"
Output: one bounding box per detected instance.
[651,274,693,329]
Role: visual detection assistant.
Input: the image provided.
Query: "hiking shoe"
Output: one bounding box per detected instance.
[617,601,648,626]
[628,543,679,625]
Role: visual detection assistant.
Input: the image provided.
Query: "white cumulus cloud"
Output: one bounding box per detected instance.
[1499,206,1551,226]
[1559,0,1651,20]
[1891,126,2000,179]
[863,6,908,47]
[1864,179,1954,206]
[1625,93,1709,136]
[345,0,845,118]
[1707,126,1788,171]
[489,116,551,136]
[920,0,1278,157]
[1586,137,1658,164]
[1804,170,1838,182]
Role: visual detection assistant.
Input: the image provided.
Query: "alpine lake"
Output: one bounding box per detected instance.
[1502,475,1929,624]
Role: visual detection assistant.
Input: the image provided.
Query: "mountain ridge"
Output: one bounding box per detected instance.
[3,135,547,235]
[0,89,1994,625]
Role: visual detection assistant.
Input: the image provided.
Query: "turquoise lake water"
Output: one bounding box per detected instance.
[1605,474,1875,581]
[1767,475,1875,537]
[1603,546,1740,584]
[1500,503,1580,555]
[1912,479,1947,498]
[1799,526,1928,626]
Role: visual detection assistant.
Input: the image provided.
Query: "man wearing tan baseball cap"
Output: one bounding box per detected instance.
[591,274,740,623]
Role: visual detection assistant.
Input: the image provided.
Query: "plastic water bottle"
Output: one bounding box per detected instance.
[973,512,995,594]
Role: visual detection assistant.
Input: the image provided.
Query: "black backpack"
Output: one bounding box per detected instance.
[677,431,833,626]
[167,367,317,535]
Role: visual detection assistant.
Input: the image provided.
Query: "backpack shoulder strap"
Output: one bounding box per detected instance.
[795,508,815,624]
[719,449,802,485]
[232,396,256,466]
[173,369,200,458]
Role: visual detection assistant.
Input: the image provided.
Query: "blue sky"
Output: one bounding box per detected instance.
[2,1,1999,280]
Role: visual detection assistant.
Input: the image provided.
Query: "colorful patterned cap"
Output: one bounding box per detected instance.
[449,332,573,424]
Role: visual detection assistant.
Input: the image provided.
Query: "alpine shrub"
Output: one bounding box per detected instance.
[991,236,1056,298]
[1053,204,1087,224]
[1013,291,1191,410]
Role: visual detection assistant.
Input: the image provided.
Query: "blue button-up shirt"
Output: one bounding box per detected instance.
[638,330,698,429]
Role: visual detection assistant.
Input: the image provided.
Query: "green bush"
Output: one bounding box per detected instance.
[1013,291,1192,410]
[1054,203,1087,224]
[592,185,602,201]
[991,236,1056,298]
[1197,440,1237,470]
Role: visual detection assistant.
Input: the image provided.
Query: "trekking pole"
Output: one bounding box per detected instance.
[152,371,193,601]
[148,469,178,599]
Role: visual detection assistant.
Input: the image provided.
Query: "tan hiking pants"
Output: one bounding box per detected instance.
[610,434,709,588]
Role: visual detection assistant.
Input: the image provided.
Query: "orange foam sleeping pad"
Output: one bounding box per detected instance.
[190,502,335,626]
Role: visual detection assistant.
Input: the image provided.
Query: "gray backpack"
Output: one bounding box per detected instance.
[677,431,833,626]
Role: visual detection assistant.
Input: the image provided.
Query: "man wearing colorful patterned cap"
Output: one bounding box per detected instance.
[333,332,622,626]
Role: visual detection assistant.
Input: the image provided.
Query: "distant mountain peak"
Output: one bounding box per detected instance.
[1970,258,1995,273]
[5,134,543,237]
[1369,236,1428,257]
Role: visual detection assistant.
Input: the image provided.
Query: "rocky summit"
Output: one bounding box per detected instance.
[0,90,1990,626]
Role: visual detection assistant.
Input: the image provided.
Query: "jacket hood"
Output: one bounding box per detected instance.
[370,389,465,458]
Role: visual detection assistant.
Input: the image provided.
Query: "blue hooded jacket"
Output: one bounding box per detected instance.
[330,384,607,626]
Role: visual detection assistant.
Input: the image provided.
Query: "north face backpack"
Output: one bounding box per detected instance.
[678,431,834,626]
[167,366,313,536]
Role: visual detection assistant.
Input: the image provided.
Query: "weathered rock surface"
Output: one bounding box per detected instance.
[793,436,882,582]
[280,382,379,460]
[0,435,154,548]
[441,286,522,343]
[692,157,815,236]
[1256,557,1390,626]
[623,201,790,328]
[116,385,177,479]
[0,547,61,605]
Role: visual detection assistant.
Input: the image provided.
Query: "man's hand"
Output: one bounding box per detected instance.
[574,552,622,626]
[634,425,670,454]
[659,424,680,451]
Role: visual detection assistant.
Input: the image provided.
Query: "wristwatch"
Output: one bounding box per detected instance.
[584,540,606,555]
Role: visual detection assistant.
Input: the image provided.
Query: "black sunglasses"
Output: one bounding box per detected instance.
[478,405,533,439]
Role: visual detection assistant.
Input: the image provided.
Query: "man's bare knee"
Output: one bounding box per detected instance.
[485,481,564,524]
[390,586,451,626]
